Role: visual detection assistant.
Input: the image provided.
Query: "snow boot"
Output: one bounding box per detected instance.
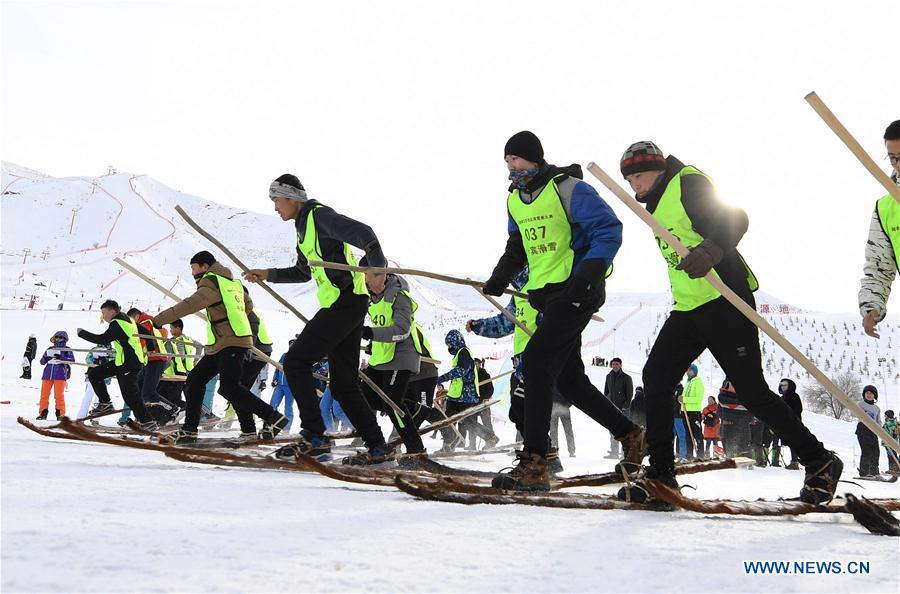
[617,465,678,509]
[274,431,334,460]
[770,446,782,467]
[397,450,430,470]
[258,414,289,441]
[89,401,114,416]
[166,428,198,445]
[55,409,63,420]
[483,434,500,449]
[139,420,159,433]
[239,431,258,441]
[491,450,551,491]
[799,451,843,504]
[342,443,395,466]
[36,409,49,420]
[547,447,564,474]
[614,425,647,477]
[785,459,800,470]
[21,370,31,380]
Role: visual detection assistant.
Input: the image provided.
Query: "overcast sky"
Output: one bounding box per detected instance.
[3,0,899,314]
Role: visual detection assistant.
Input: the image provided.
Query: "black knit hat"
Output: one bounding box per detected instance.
[274,173,305,192]
[620,141,667,177]
[862,385,878,400]
[504,131,544,164]
[190,250,216,266]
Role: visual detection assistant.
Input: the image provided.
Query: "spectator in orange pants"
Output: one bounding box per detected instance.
[37,330,74,420]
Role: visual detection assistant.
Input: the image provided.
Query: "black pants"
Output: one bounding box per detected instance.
[362,367,424,453]
[158,380,186,408]
[87,361,151,423]
[139,360,167,404]
[234,356,267,433]
[183,347,278,432]
[446,400,493,442]
[509,375,525,437]
[521,296,635,456]
[410,401,455,442]
[857,426,880,476]
[406,376,437,408]
[282,293,385,449]
[643,297,825,472]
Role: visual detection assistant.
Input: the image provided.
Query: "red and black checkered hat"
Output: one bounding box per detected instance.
[620,141,666,177]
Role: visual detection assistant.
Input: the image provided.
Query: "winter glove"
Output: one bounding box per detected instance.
[482,276,507,297]
[675,239,724,279]
[565,259,607,307]
[361,326,374,341]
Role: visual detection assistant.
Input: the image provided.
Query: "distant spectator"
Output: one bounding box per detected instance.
[856,385,882,477]
[629,386,646,427]
[551,390,576,457]
[37,331,74,419]
[776,378,802,469]
[603,358,633,457]
[673,392,688,461]
[701,395,720,459]
[21,334,37,379]
[717,379,752,459]
[682,364,704,459]
[882,410,899,475]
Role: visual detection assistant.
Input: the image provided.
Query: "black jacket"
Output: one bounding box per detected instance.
[780,379,802,419]
[604,369,634,411]
[640,156,756,308]
[267,200,387,297]
[24,337,37,360]
[77,313,143,370]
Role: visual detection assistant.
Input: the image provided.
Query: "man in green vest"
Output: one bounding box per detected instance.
[153,251,288,443]
[243,174,393,464]
[225,296,276,437]
[76,299,156,430]
[617,141,840,504]
[860,119,900,339]
[357,259,430,464]
[482,131,644,491]
[681,363,704,459]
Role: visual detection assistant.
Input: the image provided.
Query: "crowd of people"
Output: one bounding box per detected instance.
[16,120,900,503]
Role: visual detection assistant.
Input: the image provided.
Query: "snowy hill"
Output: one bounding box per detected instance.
[2,161,897,411]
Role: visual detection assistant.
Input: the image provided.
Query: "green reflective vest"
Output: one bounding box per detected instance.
[447,347,479,400]
[512,295,539,355]
[412,322,433,358]
[172,334,196,374]
[368,289,419,366]
[296,205,368,308]
[876,194,900,268]
[112,318,146,367]
[203,272,252,345]
[682,375,705,412]
[162,343,175,377]
[506,175,574,291]
[652,166,758,311]
[256,315,273,346]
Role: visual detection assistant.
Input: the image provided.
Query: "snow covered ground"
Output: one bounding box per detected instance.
[2,309,899,593]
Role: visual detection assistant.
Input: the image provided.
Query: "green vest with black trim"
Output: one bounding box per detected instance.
[256,315,273,346]
[876,194,900,268]
[112,318,146,367]
[202,272,252,346]
[512,296,539,355]
[368,289,420,366]
[172,334,196,374]
[412,322,433,359]
[507,175,575,291]
[447,347,480,400]
[296,205,368,308]
[652,166,758,312]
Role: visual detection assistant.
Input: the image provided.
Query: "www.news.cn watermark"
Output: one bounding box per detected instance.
[743,560,871,575]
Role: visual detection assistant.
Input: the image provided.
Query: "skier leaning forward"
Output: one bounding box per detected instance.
[483,130,645,491]
[154,251,289,443]
[616,141,841,505]
[244,174,395,465]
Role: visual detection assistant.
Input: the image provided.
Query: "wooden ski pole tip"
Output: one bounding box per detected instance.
[803,91,817,101]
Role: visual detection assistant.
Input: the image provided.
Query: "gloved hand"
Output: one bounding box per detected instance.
[361,326,374,340]
[482,276,507,297]
[565,259,607,307]
[675,239,724,279]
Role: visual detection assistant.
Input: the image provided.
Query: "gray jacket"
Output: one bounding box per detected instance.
[368,275,420,374]
[859,172,900,321]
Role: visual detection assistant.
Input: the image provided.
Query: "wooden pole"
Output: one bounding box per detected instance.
[174,205,310,323]
[804,92,900,204]
[308,259,604,323]
[114,258,206,323]
[586,161,900,454]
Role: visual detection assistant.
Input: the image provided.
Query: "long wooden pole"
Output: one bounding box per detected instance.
[114,258,206,323]
[174,205,310,323]
[308,259,604,323]
[586,162,900,454]
[804,92,900,204]
[159,215,406,418]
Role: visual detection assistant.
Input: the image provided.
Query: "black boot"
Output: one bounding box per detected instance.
[55,409,62,420]
[342,443,395,466]
[614,426,647,477]
[258,414,289,441]
[36,409,48,420]
[799,451,843,504]
[89,401,114,416]
[617,465,678,508]
[274,430,334,460]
